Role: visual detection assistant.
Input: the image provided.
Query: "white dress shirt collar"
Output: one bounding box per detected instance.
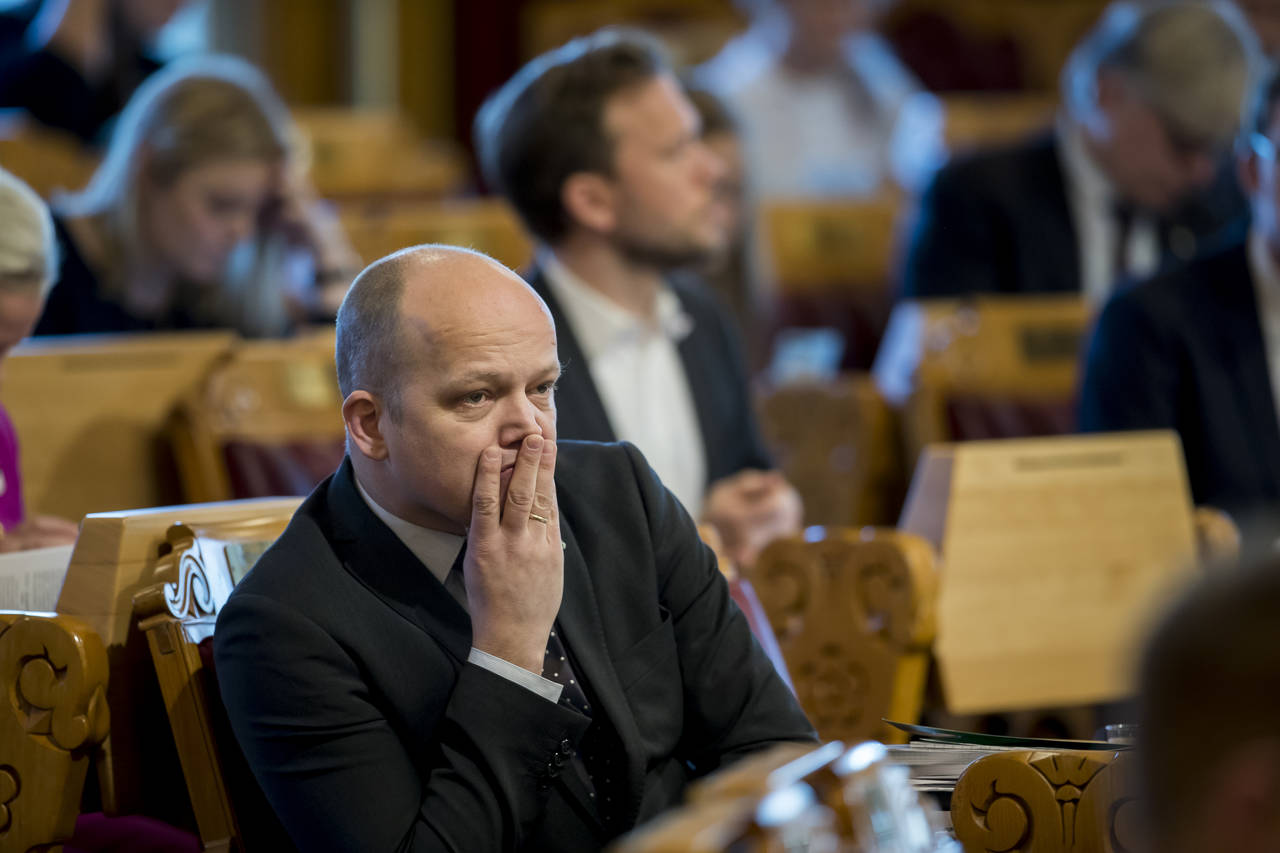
[538,249,694,360]
[354,475,464,586]
[1057,118,1160,303]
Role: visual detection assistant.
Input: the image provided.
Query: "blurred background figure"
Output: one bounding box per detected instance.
[0,165,79,550]
[476,29,802,569]
[1138,557,1280,853]
[1079,59,1280,550]
[694,0,942,197]
[683,83,766,364]
[34,53,358,338]
[0,0,191,144]
[900,0,1259,303]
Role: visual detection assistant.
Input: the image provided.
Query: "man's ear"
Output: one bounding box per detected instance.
[561,171,618,235]
[343,390,388,461]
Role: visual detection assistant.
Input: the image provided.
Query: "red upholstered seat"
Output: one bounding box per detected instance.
[222,438,346,499]
[67,814,200,853]
[944,395,1078,442]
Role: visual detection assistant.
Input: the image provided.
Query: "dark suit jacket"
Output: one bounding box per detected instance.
[215,442,815,852]
[526,266,773,489]
[1079,241,1280,533]
[900,132,1248,299]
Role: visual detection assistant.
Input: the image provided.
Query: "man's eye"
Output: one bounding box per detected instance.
[462,391,488,405]
[536,381,558,395]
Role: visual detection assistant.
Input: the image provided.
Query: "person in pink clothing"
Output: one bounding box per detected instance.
[0,167,79,550]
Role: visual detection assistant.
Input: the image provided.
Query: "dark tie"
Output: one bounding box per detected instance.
[543,625,591,715]
[449,558,627,830]
[543,626,628,831]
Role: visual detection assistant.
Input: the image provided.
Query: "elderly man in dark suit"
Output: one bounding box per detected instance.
[900,0,1258,304]
[214,245,815,851]
[1080,63,1280,546]
[474,30,800,570]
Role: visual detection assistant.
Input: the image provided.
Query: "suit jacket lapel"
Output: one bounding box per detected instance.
[1214,254,1280,492]
[1041,136,1083,294]
[554,517,644,820]
[526,265,617,443]
[325,458,610,825]
[324,458,472,663]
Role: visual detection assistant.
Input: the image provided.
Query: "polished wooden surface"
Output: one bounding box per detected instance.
[901,432,1197,714]
[0,331,237,522]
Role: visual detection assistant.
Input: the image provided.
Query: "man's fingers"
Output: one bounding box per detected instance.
[502,434,543,528]
[470,446,503,536]
[532,439,557,528]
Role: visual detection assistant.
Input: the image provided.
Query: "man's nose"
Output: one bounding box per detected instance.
[497,395,544,445]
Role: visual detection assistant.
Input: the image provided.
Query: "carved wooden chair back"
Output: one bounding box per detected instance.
[131,512,296,851]
[880,296,1092,470]
[757,373,906,527]
[0,611,110,851]
[760,195,904,369]
[745,528,938,743]
[338,197,534,271]
[0,331,237,521]
[54,498,299,825]
[951,747,1137,853]
[169,330,346,503]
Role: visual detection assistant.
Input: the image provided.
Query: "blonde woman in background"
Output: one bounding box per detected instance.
[0,167,80,551]
[35,53,358,338]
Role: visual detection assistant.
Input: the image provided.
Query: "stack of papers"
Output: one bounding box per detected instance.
[882,721,1127,795]
[886,740,1024,794]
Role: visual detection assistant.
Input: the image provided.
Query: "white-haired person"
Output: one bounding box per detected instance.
[0,167,80,551]
[35,53,358,338]
[899,0,1261,303]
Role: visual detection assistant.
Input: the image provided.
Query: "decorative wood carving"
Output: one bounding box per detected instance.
[0,611,109,851]
[757,375,905,528]
[746,529,938,743]
[952,749,1138,853]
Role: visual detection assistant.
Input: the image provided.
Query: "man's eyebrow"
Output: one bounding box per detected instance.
[445,364,562,386]
[446,370,504,387]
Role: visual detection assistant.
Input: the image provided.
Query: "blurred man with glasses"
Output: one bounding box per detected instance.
[1080,62,1280,551]
[900,1,1260,304]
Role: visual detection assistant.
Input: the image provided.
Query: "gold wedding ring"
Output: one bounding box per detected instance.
[529,513,550,524]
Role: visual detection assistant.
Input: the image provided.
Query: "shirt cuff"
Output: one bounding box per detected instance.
[468,647,564,704]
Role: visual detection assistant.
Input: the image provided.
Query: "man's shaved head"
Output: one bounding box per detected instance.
[335,244,553,418]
